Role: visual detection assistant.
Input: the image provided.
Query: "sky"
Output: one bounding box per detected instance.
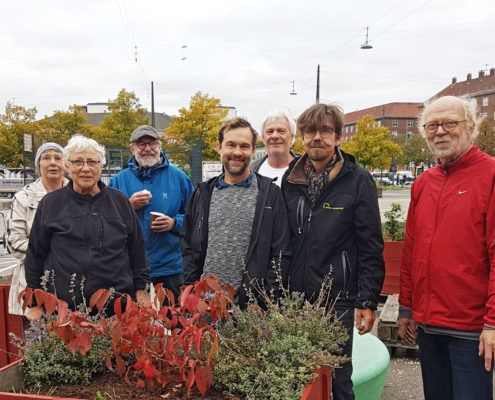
[1,0,494,130]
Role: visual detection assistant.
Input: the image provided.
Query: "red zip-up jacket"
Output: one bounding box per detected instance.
[400,146,495,331]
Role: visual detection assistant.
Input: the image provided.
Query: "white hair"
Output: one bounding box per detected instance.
[419,95,482,139]
[260,110,297,144]
[63,135,106,166]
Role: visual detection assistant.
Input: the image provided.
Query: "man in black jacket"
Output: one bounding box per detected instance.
[282,104,384,400]
[181,117,290,308]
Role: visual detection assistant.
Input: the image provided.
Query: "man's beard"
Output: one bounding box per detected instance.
[223,157,249,176]
[136,152,161,168]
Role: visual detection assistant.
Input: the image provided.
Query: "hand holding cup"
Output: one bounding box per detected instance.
[130,189,152,209]
[150,211,175,232]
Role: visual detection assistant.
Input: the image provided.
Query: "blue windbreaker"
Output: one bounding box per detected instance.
[109,152,193,278]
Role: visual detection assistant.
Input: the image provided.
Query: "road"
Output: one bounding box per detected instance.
[378,189,410,222]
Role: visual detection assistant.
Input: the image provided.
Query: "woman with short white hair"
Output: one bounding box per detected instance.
[24,135,150,313]
[7,142,68,315]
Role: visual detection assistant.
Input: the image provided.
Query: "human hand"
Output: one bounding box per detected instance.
[355,308,375,335]
[136,289,150,305]
[130,190,152,209]
[479,329,495,371]
[151,215,175,232]
[398,317,417,345]
[25,305,43,321]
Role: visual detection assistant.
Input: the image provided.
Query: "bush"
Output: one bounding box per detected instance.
[213,276,348,400]
[383,202,405,241]
[19,320,109,387]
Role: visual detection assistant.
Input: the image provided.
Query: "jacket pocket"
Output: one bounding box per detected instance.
[341,250,352,298]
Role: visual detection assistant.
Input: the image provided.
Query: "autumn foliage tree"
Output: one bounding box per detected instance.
[0,102,39,167]
[475,118,495,156]
[164,92,228,168]
[98,89,149,149]
[341,115,402,170]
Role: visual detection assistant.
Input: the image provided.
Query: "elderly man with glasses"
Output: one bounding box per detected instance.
[398,95,495,399]
[109,125,193,301]
[281,103,384,400]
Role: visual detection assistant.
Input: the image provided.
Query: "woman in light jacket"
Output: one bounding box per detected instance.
[7,142,68,315]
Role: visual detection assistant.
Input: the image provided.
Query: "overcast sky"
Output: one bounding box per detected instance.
[1,0,494,130]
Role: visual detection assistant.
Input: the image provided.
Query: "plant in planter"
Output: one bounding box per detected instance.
[213,274,348,400]
[382,202,405,294]
[15,275,234,398]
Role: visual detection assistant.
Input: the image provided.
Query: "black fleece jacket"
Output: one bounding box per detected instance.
[282,149,384,309]
[181,173,291,308]
[25,181,150,309]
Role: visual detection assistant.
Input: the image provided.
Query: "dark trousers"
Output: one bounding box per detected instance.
[418,327,493,400]
[151,273,184,305]
[333,306,355,400]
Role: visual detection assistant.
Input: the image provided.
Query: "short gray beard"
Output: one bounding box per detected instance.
[136,153,161,168]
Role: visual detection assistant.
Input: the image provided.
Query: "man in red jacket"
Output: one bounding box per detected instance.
[398,95,495,399]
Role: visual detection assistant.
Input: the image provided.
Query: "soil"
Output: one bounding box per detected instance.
[23,373,242,400]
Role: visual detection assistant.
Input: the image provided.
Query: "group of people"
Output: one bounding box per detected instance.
[5,95,495,399]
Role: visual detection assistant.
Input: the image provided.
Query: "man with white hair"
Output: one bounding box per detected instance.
[398,95,495,399]
[250,110,297,187]
[109,125,193,301]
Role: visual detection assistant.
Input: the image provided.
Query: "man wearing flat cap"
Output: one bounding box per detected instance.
[109,125,193,301]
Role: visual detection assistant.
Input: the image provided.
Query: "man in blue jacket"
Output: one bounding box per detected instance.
[109,125,193,301]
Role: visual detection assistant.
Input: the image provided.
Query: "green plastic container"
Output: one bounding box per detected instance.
[352,329,390,400]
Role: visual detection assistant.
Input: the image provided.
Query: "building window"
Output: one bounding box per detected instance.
[483,97,489,107]
[392,120,398,127]
[407,120,414,127]
[406,131,413,138]
[377,120,381,127]
[351,125,354,132]
[392,131,398,138]
[482,112,488,119]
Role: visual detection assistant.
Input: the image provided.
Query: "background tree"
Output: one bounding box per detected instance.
[341,115,402,170]
[38,104,100,146]
[475,118,495,156]
[98,89,148,148]
[0,102,38,167]
[291,134,305,155]
[397,133,434,171]
[164,92,228,168]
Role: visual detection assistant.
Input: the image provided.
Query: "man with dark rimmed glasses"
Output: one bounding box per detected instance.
[281,103,385,400]
[109,125,193,302]
[399,95,495,399]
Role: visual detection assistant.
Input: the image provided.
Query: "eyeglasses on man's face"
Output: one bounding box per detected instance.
[135,140,160,150]
[68,159,101,169]
[423,120,466,134]
[303,126,336,140]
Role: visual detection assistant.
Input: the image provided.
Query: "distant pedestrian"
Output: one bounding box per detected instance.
[399,95,495,399]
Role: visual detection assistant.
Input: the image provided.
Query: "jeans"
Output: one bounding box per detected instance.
[151,273,184,305]
[418,327,493,400]
[332,306,355,400]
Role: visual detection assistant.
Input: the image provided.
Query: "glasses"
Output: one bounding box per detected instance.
[135,141,160,150]
[303,126,336,140]
[68,159,101,169]
[423,120,466,134]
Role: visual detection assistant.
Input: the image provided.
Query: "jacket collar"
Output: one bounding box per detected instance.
[286,146,346,185]
[438,145,483,175]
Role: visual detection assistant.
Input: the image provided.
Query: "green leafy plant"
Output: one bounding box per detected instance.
[383,202,405,241]
[213,273,348,400]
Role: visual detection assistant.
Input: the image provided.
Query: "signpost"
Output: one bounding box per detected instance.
[22,134,32,186]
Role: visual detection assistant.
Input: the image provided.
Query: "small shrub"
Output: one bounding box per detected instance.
[18,320,109,387]
[213,274,348,400]
[383,202,405,241]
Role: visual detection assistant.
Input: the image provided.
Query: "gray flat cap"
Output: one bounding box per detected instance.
[130,125,160,142]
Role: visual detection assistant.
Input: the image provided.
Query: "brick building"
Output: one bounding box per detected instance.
[431,68,495,124]
[342,102,422,142]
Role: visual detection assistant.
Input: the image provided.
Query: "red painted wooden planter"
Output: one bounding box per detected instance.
[0,361,331,399]
[0,285,24,368]
[382,241,404,295]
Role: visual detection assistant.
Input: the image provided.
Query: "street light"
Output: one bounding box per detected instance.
[361,27,373,50]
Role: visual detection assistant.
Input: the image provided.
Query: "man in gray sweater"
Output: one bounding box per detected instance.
[181,117,290,307]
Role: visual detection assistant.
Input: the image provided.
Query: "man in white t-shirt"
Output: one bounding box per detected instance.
[250,110,297,186]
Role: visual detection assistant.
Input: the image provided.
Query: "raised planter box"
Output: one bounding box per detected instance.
[0,285,24,368]
[382,241,404,295]
[0,361,331,399]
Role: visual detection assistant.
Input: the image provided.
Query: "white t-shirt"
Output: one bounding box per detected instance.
[258,160,289,187]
